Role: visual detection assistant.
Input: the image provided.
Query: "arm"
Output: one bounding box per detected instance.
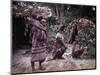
[33,21,47,32]
[27,17,47,31]
[60,38,67,48]
[56,33,67,48]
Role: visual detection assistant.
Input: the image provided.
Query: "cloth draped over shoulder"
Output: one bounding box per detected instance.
[29,18,47,62]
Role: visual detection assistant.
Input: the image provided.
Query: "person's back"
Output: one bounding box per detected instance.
[52,26,67,59]
[72,41,84,58]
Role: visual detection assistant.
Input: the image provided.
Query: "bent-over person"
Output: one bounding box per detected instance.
[72,41,84,58]
[52,26,67,59]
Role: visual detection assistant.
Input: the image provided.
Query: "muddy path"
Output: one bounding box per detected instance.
[11,44,96,74]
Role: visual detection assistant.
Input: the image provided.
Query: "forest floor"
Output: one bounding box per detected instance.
[11,44,96,74]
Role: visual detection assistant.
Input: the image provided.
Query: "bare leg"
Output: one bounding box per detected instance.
[31,61,35,71]
[39,61,45,70]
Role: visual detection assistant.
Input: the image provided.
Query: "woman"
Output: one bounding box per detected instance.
[29,17,47,70]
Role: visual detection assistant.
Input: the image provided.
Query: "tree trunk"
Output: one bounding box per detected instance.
[56,5,59,18]
[60,4,64,25]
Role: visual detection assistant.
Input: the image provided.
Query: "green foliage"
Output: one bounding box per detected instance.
[88,45,96,58]
[13,1,96,57]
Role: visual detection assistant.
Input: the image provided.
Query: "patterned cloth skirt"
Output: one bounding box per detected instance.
[31,47,47,62]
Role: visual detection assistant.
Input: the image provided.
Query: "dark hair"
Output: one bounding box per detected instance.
[37,16,43,21]
[32,14,37,19]
[13,1,18,5]
[60,26,65,31]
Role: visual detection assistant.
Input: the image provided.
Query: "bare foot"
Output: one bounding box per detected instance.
[39,67,45,70]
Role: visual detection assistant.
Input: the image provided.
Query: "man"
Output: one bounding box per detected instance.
[52,23,67,59]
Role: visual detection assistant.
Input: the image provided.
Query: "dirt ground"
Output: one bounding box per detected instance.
[11,44,96,74]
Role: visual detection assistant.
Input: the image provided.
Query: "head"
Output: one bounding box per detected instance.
[40,19,47,26]
[37,16,43,21]
[56,18,61,25]
[32,13,37,19]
